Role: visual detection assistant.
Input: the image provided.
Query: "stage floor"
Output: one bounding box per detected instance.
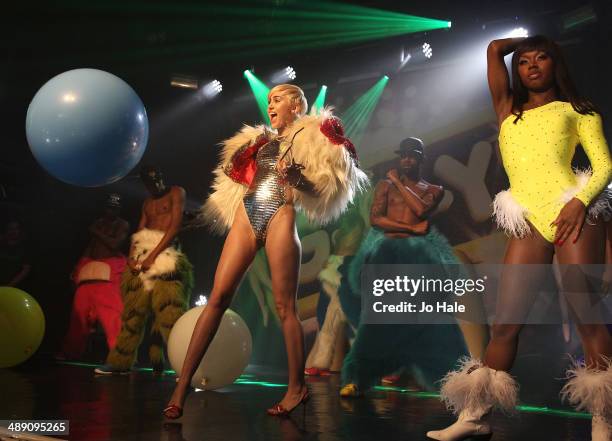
[1,362,592,441]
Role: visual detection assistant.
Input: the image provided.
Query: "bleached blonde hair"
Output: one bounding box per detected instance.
[268,84,308,117]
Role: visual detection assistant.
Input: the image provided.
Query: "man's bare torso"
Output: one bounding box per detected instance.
[143,188,178,232]
[382,178,441,238]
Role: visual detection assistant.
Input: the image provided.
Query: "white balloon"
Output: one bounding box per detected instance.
[167,306,252,390]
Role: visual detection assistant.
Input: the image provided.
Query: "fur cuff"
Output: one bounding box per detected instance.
[563,169,612,223]
[561,357,612,416]
[440,357,518,415]
[492,190,531,238]
[562,169,591,204]
[587,189,612,224]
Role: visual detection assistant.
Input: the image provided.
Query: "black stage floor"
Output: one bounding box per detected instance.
[1,362,592,441]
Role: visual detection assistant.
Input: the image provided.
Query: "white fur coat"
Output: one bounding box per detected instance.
[201,109,369,234]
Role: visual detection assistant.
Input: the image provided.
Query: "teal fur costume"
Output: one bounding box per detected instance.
[339,227,468,390]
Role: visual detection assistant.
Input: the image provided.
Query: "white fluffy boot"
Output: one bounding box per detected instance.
[561,358,612,441]
[426,358,518,441]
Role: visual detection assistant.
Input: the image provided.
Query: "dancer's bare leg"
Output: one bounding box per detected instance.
[165,204,258,414]
[265,205,307,409]
[556,222,612,369]
[483,229,554,371]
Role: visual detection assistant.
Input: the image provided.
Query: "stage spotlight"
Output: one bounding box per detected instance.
[195,294,208,306]
[422,42,433,59]
[506,27,529,38]
[202,79,223,98]
[271,66,297,84]
[286,66,296,80]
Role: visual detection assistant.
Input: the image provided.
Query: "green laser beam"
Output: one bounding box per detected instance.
[233,380,288,388]
[49,1,450,66]
[311,85,328,114]
[517,405,591,419]
[110,25,440,64]
[342,75,389,147]
[57,0,449,24]
[372,386,590,418]
[244,70,270,123]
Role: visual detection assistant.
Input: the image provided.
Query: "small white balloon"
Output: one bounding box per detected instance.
[167,306,252,390]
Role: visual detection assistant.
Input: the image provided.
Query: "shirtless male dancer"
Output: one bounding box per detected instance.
[339,138,473,396]
[95,167,193,374]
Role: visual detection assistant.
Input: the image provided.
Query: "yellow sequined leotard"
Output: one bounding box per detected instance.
[494,101,611,242]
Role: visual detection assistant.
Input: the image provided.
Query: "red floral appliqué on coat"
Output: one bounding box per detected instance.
[319,117,359,164]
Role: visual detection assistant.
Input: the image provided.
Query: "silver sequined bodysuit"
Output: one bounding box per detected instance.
[243,139,286,245]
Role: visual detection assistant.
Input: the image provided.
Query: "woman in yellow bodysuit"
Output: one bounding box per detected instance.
[427,36,612,441]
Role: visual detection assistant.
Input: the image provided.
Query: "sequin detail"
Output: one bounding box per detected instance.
[496,101,611,242]
[243,139,286,245]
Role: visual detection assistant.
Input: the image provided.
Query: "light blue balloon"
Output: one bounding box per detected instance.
[26,68,149,187]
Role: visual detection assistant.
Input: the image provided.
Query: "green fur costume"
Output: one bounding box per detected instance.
[106,250,193,370]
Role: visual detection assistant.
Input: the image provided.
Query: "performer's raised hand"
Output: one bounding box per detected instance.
[386,169,400,183]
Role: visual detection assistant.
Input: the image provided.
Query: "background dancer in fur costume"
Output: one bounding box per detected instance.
[427,36,612,441]
[95,167,193,375]
[305,209,366,377]
[60,194,129,360]
[339,138,468,398]
[163,84,367,419]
